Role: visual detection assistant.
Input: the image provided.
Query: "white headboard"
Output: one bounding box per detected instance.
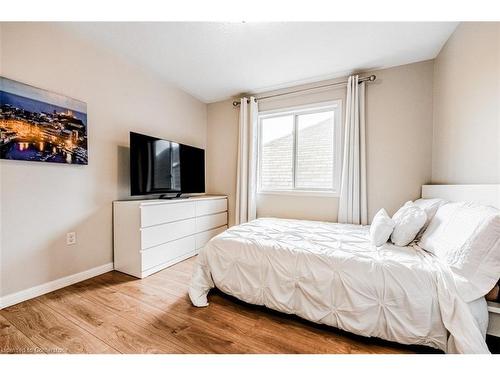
[422,184,500,209]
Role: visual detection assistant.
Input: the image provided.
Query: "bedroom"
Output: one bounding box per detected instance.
[1,0,500,371]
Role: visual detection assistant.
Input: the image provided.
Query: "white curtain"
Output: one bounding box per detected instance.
[235,97,258,225]
[338,75,368,225]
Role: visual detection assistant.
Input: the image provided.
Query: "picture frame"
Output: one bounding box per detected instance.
[0,77,88,165]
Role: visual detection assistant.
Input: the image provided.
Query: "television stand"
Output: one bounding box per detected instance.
[159,193,188,200]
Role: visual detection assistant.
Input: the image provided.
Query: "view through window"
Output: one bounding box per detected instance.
[258,102,341,194]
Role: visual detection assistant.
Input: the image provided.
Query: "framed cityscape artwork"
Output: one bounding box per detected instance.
[0,77,88,165]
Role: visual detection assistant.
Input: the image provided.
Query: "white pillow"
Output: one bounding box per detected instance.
[412,198,447,239]
[390,201,427,246]
[418,202,500,302]
[370,209,395,247]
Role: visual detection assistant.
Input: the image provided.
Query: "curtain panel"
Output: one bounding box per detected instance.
[338,75,368,225]
[235,97,258,224]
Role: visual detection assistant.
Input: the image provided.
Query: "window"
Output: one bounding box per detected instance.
[258,101,342,196]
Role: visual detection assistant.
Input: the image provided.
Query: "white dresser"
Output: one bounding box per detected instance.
[113,195,228,278]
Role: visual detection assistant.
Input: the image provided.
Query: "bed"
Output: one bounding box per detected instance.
[189,185,500,354]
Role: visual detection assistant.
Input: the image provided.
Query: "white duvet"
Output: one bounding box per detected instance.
[189,218,490,353]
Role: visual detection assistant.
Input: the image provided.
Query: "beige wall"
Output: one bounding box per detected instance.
[432,22,500,184]
[0,23,207,297]
[365,61,434,218]
[206,60,434,223]
[206,99,239,226]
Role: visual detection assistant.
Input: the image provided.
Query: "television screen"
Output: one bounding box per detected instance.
[130,132,205,196]
[180,144,205,194]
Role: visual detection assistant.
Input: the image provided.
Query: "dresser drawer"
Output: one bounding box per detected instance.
[141,218,196,249]
[141,235,195,271]
[195,225,227,249]
[196,199,227,216]
[141,201,195,228]
[196,212,227,233]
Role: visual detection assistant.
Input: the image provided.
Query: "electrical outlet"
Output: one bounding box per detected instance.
[66,232,77,245]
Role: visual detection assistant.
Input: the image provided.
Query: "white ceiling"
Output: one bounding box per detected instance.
[62,22,458,103]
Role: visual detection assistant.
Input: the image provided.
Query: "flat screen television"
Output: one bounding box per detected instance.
[130,132,205,197]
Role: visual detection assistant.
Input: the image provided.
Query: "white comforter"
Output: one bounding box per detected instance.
[189,218,490,353]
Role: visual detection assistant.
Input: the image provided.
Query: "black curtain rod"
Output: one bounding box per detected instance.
[232,75,376,107]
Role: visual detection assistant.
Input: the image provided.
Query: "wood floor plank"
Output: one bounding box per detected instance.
[0,300,117,354]
[122,272,404,353]
[91,273,295,353]
[37,288,186,354]
[68,279,251,353]
[0,314,43,354]
[143,271,410,353]
[92,272,182,306]
[140,275,188,298]
[0,255,428,354]
[167,256,196,274]
[152,266,192,284]
[91,271,409,353]
[77,273,272,353]
[209,293,411,354]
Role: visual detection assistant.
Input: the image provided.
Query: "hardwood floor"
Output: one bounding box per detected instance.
[0,256,438,354]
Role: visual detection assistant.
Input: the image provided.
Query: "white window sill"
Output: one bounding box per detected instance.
[258,190,339,198]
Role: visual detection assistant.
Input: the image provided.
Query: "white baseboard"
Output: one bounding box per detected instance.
[0,262,114,309]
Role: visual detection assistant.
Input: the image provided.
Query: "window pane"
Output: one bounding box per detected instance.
[296,111,335,190]
[260,115,294,190]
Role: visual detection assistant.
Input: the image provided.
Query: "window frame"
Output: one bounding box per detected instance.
[257,100,343,197]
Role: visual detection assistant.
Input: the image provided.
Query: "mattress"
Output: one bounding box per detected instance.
[189,218,490,353]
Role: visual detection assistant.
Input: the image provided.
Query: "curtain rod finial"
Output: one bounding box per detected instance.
[233,100,240,107]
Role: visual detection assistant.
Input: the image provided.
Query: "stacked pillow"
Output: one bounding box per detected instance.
[370,198,446,247]
[411,198,446,240]
[390,201,427,246]
[370,197,500,302]
[418,201,500,302]
[370,209,395,246]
